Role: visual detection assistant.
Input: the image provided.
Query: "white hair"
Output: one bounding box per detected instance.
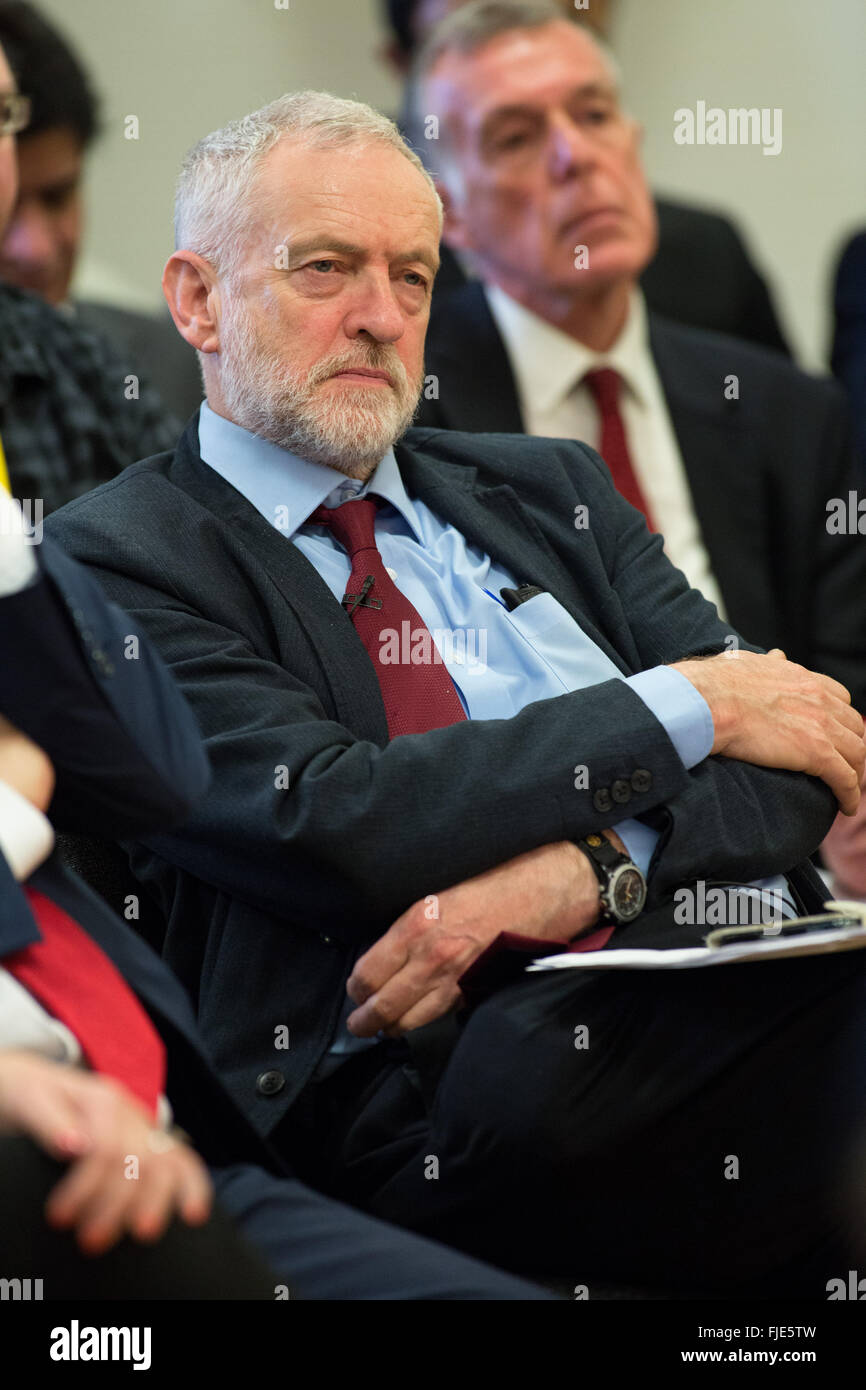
[174,89,443,282]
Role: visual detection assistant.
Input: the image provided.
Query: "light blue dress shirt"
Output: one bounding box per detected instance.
[197,405,794,1054]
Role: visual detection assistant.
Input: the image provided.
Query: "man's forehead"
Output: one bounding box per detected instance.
[257,140,439,243]
[428,22,612,127]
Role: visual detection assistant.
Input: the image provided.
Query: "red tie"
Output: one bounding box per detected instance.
[310,498,467,738]
[4,889,166,1119]
[584,368,655,531]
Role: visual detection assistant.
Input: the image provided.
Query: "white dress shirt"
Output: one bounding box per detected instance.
[484,284,728,618]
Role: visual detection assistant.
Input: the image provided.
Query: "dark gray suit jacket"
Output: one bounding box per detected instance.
[46,418,836,1137]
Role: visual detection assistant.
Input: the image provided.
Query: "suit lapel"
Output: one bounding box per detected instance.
[649,316,776,639]
[28,857,205,1045]
[170,427,389,744]
[426,282,525,433]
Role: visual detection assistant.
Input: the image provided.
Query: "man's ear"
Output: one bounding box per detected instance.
[162,251,221,354]
[438,178,472,254]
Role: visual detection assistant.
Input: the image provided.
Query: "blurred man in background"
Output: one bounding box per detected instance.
[385,0,791,351]
[412,1,866,709]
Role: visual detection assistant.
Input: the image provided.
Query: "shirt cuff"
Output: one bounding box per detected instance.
[0,779,55,881]
[0,492,38,597]
[612,817,658,878]
[626,666,714,770]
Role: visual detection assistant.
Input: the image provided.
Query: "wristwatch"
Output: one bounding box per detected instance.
[577,833,647,926]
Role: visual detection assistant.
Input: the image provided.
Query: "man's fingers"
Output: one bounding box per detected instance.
[347,933,410,1005]
[832,700,866,740]
[71,1161,139,1254]
[175,1155,213,1226]
[127,1156,180,1244]
[346,972,420,1036]
[7,1087,92,1161]
[838,722,866,778]
[45,1152,112,1233]
[383,983,464,1036]
[349,936,475,1036]
[824,750,862,816]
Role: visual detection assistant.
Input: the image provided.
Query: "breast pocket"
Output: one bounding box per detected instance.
[502,592,626,694]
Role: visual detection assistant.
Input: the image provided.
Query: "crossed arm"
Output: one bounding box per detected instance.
[346,648,865,1036]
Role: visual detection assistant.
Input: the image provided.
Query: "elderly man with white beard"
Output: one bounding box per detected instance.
[47,89,866,1296]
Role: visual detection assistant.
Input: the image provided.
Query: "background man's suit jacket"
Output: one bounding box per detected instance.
[417,281,866,711]
[831,229,866,475]
[0,537,285,1176]
[432,199,791,357]
[47,420,836,1138]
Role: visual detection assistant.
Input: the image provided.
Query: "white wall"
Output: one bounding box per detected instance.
[612,0,866,368]
[34,0,866,368]
[35,0,402,312]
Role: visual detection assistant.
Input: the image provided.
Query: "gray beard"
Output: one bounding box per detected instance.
[217,305,423,480]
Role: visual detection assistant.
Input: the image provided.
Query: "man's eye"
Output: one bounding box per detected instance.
[308,260,338,273]
[403,271,427,288]
[495,128,532,151]
[42,187,75,211]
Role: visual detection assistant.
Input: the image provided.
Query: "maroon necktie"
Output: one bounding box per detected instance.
[310,497,467,738]
[5,888,166,1119]
[584,368,655,531]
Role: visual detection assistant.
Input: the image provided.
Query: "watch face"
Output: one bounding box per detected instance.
[611,866,646,921]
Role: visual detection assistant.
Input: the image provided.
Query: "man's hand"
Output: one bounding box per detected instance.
[821,760,866,898]
[0,715,54,812]
[347,838,605,1038]
[671,648,866,815]
[0,1050,212,1254]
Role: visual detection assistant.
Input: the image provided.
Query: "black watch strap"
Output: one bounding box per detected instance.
[578,832,629,879]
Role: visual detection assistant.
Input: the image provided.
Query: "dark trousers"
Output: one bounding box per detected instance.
[278,950,866,1297]
[0,1135,551,1301]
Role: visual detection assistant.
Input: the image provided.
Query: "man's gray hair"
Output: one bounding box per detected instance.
[175,89,443,282]
[404,0,622,192]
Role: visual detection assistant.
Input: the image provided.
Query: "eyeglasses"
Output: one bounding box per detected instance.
[0,93,31,137]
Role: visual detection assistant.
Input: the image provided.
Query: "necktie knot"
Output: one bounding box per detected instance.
[583,366,622,413]
[310,497,379,558]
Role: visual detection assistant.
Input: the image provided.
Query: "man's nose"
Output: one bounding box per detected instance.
[547,113,598,181]
[2,202,55,267]
[342,271,405,343]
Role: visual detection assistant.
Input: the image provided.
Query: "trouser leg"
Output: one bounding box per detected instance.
[368,951,866,1296]
[210,1163,555,1300]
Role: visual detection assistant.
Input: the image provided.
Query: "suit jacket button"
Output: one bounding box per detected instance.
[631,769,652,793]
[612,778,632,804]
[256,1070,285,1097]
[593,787,613,813]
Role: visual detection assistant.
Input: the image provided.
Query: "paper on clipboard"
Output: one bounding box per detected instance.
[527,901,866,973]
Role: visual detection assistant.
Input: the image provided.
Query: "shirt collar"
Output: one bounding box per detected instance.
[484,282,653,413]
[197,401,424,542]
